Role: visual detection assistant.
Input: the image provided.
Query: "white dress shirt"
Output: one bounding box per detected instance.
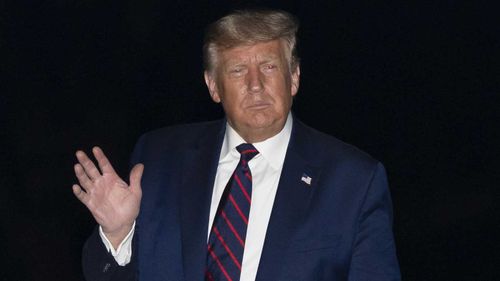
[100,113,293,281]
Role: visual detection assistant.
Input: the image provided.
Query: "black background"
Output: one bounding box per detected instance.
[2,0,499,280]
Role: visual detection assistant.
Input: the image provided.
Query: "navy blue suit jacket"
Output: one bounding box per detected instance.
[83,117,400,281]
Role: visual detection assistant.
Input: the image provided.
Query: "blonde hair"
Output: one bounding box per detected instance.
[203,9,300,74]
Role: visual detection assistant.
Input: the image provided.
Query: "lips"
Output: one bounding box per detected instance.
[246,102,271,110]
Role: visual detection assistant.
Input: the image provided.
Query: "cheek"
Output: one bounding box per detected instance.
[270,80,292,103]
[220,93,244,115]
[220,80,244,98]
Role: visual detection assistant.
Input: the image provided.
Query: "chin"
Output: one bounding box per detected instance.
[249,116,284,134]
[248,112,275,126]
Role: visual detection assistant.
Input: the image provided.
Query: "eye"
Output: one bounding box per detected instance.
[229,67,246,77]
[262,64,277,72]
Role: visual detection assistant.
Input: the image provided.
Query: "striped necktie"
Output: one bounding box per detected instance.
[206,143,259,281]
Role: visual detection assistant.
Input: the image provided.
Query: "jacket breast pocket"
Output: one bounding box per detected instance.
[288,234,341,253]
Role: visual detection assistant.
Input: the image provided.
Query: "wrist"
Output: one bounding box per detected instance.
[102,223,134,249]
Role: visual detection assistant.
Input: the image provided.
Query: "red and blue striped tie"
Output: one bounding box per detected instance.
[206,143,259,281]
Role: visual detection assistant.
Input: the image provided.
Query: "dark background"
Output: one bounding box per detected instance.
[2,0,499,280]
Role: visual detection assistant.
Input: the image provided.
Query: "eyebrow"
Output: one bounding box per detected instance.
[224,53,280,65]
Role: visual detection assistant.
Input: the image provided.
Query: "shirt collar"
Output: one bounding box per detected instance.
[220,113,293,170]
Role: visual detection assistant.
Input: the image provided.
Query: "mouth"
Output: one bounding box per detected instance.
[246,102,271,110]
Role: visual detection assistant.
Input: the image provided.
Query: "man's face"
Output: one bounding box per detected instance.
[205,39,300,143]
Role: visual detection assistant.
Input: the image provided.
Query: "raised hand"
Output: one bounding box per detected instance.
[72,146,143,248]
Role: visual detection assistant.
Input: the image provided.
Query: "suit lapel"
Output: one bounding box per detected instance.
[256,120,321,281]
[179,121,225,281]
[178,118,319,281]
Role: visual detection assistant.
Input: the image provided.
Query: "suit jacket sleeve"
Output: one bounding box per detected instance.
[81,133,147,281]
[82,226,137,281]
[348,163,401,280]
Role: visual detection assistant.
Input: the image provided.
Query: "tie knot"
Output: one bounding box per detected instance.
[236,143,259,163]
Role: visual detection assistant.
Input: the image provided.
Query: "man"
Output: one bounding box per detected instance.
[73,9,400,281]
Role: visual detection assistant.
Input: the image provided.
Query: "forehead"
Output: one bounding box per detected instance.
[218,40,286,65]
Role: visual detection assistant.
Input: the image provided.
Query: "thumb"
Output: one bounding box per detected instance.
[129,163,144,192]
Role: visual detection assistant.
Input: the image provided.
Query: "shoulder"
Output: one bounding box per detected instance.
[142,119,223,143]
[131,119,225,161]
[292,118,380,172]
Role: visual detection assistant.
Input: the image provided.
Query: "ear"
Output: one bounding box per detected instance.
[204,71,221,103]
[290,65,300,97]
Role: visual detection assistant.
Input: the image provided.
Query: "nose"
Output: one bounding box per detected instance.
[247,67,263,93]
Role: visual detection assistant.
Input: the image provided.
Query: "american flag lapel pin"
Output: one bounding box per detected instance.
[301,173,312,186]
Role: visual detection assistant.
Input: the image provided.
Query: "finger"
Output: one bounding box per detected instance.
[76,150,101,180]
[74,163,93,190]
[92,146,117,175]
[72,184,89,206]
[129,163,144,194]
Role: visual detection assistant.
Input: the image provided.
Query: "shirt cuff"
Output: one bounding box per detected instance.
[98,222,135,266]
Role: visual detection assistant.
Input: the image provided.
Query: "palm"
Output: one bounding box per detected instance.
[87,171,141,232]
[73,147,143,236]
